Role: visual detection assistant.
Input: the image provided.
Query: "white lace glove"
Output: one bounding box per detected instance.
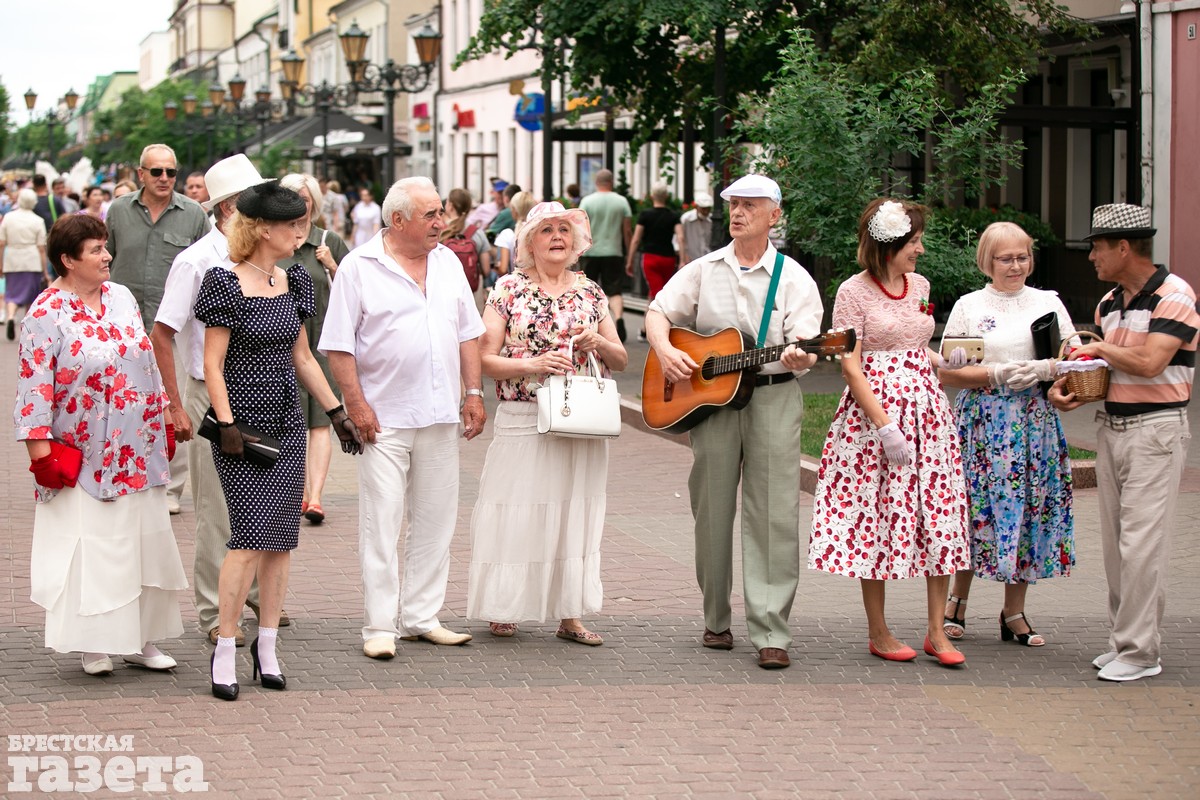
[877,422,913,466]
[1006,358,1058,391]
[940,347,970,370]
[988,361,1025,387]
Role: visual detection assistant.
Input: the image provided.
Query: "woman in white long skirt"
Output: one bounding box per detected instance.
[468,201,627,645]
[14,214,187,676]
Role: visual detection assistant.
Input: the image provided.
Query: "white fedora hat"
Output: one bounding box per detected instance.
[202,154,265,212]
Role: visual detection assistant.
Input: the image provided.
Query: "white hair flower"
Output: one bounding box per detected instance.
[867,201,912,243]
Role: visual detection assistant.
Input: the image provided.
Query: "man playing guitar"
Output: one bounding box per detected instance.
[644,174,824,669]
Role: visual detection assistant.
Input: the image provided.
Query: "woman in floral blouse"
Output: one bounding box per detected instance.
[13,214,187,677]
[468,201,627,644]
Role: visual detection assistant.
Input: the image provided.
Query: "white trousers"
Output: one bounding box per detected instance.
[359,424,461,641]
[167,341,189,503]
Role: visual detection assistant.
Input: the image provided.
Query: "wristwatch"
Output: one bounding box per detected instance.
[465,388,484,398]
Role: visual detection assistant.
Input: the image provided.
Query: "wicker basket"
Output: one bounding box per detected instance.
[1057,330,1110,403]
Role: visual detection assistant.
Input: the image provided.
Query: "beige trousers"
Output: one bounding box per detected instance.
[688,380,804,652]
[1096,410,1190,667]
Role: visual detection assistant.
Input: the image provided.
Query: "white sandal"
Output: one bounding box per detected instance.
[943,595,967,640]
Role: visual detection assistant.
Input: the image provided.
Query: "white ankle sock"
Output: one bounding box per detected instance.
[257,627,280,676]
[212,639,238,686]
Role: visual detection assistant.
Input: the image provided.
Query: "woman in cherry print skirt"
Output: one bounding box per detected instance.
[808,198,971,667]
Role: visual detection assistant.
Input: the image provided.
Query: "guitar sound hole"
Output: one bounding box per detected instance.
[700,359,715,381]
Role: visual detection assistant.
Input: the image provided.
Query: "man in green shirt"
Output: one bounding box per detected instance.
[106,144,210,323]
[578,169,633,341]
[106,143,210,516]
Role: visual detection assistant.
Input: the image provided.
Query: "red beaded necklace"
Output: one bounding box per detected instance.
[870,273,908,300]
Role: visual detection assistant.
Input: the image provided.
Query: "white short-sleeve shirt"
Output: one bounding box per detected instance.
[154,227,232,381]
[318,232,487,429]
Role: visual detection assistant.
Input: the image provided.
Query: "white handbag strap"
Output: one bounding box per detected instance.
[566,334,603,380]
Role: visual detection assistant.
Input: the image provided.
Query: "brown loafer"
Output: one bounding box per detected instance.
[207,627,245,647]
[757,647,790,669]
[703,628,734,650]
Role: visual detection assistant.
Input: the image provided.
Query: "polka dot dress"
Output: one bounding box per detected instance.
[195,264,315,552]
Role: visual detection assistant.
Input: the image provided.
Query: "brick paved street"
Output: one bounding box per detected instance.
[2,321,1198,799]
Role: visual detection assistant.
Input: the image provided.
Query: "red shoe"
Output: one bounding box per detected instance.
[304,503,325,524]
[869,641,917,662]
[924,635,966,667]
[300,501,309,515]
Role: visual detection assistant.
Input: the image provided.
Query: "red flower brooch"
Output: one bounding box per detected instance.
[919,297,934,316]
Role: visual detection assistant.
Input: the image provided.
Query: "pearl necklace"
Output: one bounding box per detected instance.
[244,259,277,287]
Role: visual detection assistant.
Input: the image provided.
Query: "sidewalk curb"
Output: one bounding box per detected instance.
[620,401,1098,490]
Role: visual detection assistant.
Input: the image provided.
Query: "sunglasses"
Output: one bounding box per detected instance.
[141,167,178,178]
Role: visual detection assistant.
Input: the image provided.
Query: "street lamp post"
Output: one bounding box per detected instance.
[278,22,441,188]
[279,51,358,179]
[342,22,442,188]
[24,87,79,168]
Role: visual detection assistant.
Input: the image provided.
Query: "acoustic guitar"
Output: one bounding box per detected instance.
[641,327,856,434]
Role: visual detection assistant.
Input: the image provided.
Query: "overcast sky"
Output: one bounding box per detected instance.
[3,2,175,118]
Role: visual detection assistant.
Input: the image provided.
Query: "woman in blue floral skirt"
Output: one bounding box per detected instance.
[937,222,1076,647]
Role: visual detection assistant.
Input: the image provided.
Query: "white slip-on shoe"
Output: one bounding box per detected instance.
[363,636,396,659]
[123,646,177,671]
[1092,651,1119,669]
[401,626,472,646]
[1098,658,1163,682]
[82,654,114,676]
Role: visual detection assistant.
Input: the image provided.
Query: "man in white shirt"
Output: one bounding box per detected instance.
[320,176,487,660]
[150,154,269,647]
[646,174,823,670]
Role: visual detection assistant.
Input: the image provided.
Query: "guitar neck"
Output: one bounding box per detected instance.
[709,340,803,377]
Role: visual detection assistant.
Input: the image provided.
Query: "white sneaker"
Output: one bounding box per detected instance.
[1098,658,1163,682]
[1092,651,1119,669]
[167,496,182,515]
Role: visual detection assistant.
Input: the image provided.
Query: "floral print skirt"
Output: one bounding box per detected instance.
[955,387,1074,583]
[809,349,970,580]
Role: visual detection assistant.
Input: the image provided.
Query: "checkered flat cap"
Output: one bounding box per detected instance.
[1085,204,1156,240]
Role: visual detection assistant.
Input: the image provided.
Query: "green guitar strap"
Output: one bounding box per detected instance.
[755,251,785,348]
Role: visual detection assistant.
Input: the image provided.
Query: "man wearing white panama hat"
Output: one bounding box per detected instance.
[1050,203,1199,682]
[150,153,274,646]
[646,174,823,670]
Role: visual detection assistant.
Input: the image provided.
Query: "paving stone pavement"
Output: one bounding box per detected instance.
[1,330,1198,799]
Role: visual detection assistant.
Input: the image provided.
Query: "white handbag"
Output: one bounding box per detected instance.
[536,338,622,439]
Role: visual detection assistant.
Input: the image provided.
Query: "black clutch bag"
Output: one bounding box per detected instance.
[1030,311,1061,397]
[197,407,282,468]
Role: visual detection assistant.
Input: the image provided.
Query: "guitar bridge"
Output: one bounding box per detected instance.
[663,381,674,402]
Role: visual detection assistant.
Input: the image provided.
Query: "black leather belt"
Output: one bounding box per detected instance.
[755,373,796,387]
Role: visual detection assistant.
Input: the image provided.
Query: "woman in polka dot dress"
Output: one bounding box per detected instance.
[808,198,972,666]
[195,182,362,701]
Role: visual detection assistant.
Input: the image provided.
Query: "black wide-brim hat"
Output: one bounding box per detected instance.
[1084,203,1156,240]
[236,180,308,221]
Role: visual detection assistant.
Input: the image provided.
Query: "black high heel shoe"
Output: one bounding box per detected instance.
[251,637,287,690]
[943,595,967,640]
[999,612,1046,647]
[210,650,239,701]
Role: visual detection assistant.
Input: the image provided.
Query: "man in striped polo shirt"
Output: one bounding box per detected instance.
[1050,203,1198,682]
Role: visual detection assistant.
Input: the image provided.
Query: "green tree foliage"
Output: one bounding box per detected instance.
[458,1,1092,152]
[85,79,242,170]
[735,32,1022,300]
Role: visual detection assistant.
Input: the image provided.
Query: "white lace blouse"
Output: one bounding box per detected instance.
[940,285,1076,365]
